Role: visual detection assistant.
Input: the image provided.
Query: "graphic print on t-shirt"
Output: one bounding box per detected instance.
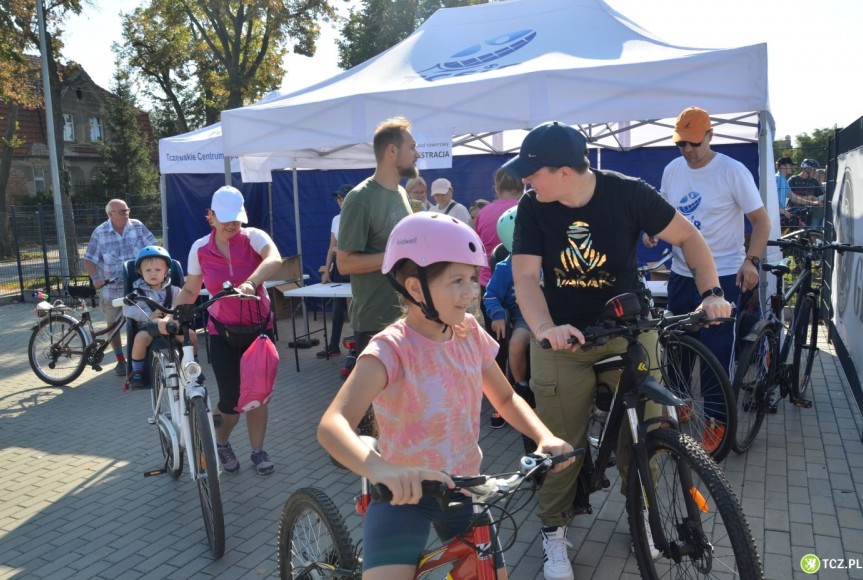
[556,221,613,289]
[676,191,703,229]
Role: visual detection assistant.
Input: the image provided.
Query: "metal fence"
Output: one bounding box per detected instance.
[0,203,163,301]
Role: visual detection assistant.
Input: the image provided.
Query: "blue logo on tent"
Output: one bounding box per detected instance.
[677,191,702,215]
[419,30,535,82]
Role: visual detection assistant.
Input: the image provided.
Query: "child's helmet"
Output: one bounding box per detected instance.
[800,158,820,170]
[382,212,487,325]
[382,213,487,274]
[136,245,172,271]
[496,206,517,252]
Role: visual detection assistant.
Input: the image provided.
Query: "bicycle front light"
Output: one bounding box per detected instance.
[183,361,202,380]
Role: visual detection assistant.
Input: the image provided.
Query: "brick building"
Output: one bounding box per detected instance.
[0,60,155,204]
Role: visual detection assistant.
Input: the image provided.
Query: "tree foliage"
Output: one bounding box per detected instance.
[337,0,486,70]
[773,127,833,169]
[96,66,159,203]
[120,0,338,134]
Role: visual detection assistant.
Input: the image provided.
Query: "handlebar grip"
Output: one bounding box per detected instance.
[166,322,178,335]
[370,480,448,503]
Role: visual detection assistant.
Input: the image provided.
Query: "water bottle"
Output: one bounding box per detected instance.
[587,383,613,450]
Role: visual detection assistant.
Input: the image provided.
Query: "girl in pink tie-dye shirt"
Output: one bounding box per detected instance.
[318,212,573,580]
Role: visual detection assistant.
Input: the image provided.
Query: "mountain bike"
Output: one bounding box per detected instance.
[545,297,762,578]
[28,276,124,386]
[115,282,256,558]
[635,258,736,461]
[731,235,863,453]
[277,447,582,579]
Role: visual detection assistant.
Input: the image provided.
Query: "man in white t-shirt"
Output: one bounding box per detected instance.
[645,106,770,449]
[428,178,471,224]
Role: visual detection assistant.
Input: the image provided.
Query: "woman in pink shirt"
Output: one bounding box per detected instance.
[317,212,572,580]
[475,167,523,287]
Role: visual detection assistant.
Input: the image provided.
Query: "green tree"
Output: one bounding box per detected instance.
[96,66,159,206]
[120,0,338,133]
[793,127,833,168]
[337,0,486,69]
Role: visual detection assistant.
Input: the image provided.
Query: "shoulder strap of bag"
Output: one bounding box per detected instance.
[444,201,456,215]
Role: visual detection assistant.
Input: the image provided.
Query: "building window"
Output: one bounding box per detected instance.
[63,114,75,142]
[89,116,103,142]
[34,167,46,193]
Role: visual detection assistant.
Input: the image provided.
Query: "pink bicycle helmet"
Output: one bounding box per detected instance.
[383,212,487,326]
[382,212,487,274]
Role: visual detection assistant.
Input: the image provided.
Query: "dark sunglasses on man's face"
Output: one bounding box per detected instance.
[676,140,702,149]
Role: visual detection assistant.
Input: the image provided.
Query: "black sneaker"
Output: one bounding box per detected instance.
[316,347,342,359]
[490,412,506,429]
[114,361,127,376]
[128,370,146,390]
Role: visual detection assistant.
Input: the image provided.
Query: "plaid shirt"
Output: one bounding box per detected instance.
[83,219,157,299]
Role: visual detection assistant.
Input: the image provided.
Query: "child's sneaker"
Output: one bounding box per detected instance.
[251,449,275,475]
[128,370,146,390]
[217,442,240,474]
[541,526,574,580]
[490,412,506,429]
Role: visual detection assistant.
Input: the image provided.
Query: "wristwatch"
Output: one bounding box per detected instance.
[745,255,761,268]
[700,286,725,300]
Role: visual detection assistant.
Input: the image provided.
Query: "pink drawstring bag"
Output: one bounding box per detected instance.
[237,335,279,412]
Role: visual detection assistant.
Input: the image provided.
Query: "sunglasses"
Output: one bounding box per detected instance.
[676,140,703,149]
[112,208,130,214]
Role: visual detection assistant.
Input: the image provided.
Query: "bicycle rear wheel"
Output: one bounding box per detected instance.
[28,313,89,386]
[788,298,818,400]
[658,333,736,462]
[151,354,182,478]
[278,487,357,579]
[628,429,763,579]
[189,396,225,558]
[731,326,773,453]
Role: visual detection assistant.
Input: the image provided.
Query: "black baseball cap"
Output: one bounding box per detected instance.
[332,184,353,197]
[502,121,587,179]
[776,156,795,167]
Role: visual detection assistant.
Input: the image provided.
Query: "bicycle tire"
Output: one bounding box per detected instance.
[657,333,736,462]
[28,313,89,386]
[790,298,818,400]
[150,354,182,479]
[189,396,225,558]
[731,326,773,453]
[628,428,763,579]
[277,487,357,579]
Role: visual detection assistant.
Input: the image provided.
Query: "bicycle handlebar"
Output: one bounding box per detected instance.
[369,450,584,506]
[767,237,863,254]
[111,282,259,331]
[538,310,732,350]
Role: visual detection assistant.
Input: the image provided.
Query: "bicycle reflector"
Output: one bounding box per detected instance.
[601,292,642,322]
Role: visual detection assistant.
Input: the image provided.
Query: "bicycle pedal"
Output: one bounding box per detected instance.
[147,416,156,425]
[94,365,102,372]
[143,468,167,477]
[768,404,780,414]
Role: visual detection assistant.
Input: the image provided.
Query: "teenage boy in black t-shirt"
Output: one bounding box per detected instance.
[504,121,732,580]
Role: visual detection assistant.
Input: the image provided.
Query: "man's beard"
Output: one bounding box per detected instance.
[399,165,419,180]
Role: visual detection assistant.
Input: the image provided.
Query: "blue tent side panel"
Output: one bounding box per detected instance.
[164,143,758,285]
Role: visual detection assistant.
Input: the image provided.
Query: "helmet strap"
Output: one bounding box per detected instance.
[386,269,448,332]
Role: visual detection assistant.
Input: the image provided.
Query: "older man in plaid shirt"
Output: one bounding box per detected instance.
[83,199,157,376]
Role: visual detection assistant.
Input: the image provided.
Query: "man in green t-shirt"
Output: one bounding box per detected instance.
[337,117,418,353]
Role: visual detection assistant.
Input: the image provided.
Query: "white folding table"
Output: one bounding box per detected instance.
[282,283,353,372]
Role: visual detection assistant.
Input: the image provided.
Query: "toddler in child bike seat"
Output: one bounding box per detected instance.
[123,246,198,390]
[317,212,575,580]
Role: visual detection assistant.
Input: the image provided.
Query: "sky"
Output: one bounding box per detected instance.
[60,0,862,141]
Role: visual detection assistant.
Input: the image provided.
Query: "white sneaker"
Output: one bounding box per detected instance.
[632,508,662,561]
[541,527,574,580]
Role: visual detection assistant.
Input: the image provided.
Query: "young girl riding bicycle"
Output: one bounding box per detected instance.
[318,212,574,580]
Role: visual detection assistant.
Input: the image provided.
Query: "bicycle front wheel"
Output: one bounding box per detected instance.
[788,298,818,400]
[189,396,225,558]
[28,313,89,386]
[658,333,736,461]
[277,487,356,579]
[628,429,763,579]
[731,326,774,453]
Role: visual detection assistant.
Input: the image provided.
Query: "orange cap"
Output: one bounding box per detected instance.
[673,107,711,143]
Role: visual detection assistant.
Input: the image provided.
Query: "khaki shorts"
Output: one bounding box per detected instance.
[100,296,123,325]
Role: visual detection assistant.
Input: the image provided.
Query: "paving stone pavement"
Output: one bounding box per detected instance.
[1,301,862,579]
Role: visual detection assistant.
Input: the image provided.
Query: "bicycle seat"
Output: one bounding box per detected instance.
[761,261,792,276]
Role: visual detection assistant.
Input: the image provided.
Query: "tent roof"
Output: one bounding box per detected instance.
[220,0,769,161]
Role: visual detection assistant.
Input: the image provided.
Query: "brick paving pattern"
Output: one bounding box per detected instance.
[1,302,862,578]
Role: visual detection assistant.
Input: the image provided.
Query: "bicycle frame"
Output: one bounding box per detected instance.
[39,303,125,364]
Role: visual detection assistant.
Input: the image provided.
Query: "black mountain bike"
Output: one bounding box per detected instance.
[732,234,863,452]
[543,295,762,578]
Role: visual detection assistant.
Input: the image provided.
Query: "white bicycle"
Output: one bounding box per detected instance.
[113,282,255,558]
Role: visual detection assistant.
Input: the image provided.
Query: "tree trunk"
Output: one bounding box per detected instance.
[0,104,19,259]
